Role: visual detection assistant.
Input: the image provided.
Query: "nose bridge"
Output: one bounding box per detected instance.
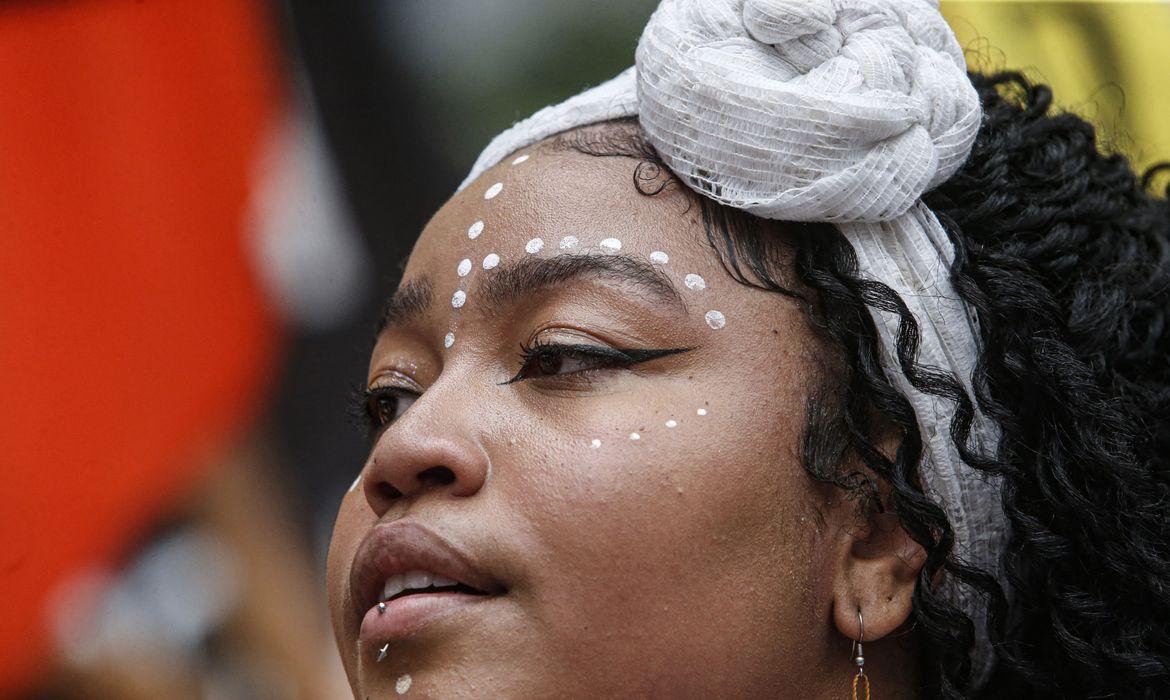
[362,369,491,516]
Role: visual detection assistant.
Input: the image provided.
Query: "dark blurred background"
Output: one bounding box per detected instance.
[2,1,1167,697]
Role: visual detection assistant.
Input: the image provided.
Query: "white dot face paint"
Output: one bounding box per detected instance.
[395,674,412,695]
[444,332,455,349]
[665,419,678,428]
[649,251,669,264]
[559,235,579,250]
[482,253,500,270]
[705,309,727,330]
[599,237,622,253]
[457,258,472,277]
[697,407,708,416]
[684,273,707,291]
[452,290,467,309]
[590,439,602,449]
[512,154,530,165]
[468,220,484,240]
[629,432,641,441]
[525,237,544,254]
[484,182,504,200]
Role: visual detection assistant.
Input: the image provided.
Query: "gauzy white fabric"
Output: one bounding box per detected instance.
[461,0,1005,686]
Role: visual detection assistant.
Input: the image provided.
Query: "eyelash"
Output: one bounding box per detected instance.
[349,384,418,438]
[348,342,692,435]
[503,341,690,385]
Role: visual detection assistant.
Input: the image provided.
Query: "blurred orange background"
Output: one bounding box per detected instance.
[0,0,282,693]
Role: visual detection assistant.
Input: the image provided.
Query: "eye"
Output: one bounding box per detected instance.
[510,343,626,382]
[504,341,694,384]
[363,386,418,430]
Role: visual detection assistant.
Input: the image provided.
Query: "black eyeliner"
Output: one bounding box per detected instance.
[500,342,694,385]
[614,346,693,363]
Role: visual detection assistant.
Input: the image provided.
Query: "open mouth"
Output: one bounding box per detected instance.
[349,520,504,646]
[378,570,491,605]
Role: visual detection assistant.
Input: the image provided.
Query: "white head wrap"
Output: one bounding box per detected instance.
[461,0,1006,686]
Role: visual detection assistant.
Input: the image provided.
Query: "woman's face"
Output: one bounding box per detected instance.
[327,140,854,698]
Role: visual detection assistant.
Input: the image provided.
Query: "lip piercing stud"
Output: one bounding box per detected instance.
[377,643,389,663]
[378,602,387,614]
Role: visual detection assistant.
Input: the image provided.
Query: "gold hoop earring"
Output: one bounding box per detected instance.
[851,608,870,700]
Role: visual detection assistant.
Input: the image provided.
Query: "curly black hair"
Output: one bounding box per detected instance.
[557,71,1170,699]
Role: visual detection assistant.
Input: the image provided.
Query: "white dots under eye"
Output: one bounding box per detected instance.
[457,258,472,277]
[697,407,708,416]
[599,237,622,253]
[525,237,544,254]
[590,439,602,449]
[629,432,641,441]
[559,235,579,250]
[512,154,530,165]
[484,182,504,199]
[468,220,484,239]
[684,273,706,291]
[452,290,467,308]
[483,253,500,270]
[705,310,726,330]
[444,332,455,348]
[649,251,669,264]
[665,419,678,428]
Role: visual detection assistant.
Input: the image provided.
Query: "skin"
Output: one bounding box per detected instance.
[327,134,927,699]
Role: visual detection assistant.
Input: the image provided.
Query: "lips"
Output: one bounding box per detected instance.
[349,520,504,644]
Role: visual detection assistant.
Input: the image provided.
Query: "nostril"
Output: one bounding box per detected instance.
[375,480,403,501]
[417,465,456,489]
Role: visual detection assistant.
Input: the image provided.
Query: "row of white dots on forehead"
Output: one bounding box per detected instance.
[455,235,725,331]
[589,407,709,448]
[456,254,502,275]
[682,273,723,328]
[450,153,728,344]
[453,243,724,326]
[444,157,528,346]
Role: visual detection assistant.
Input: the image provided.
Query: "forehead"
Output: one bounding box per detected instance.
[379,137,819,388]
[405,144,712,280]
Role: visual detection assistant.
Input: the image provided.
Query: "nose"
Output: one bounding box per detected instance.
[361,402,490,518]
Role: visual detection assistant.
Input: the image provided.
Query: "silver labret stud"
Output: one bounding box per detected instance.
[377,602,387,614]
[376,643,389,663]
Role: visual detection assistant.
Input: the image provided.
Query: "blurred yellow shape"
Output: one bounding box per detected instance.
[941,1,1170,172]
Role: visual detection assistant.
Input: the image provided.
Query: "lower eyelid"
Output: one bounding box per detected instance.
[531,358,641,386]
[526,370,618,394]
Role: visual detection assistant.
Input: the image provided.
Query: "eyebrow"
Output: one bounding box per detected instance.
[375,253,684,335]
[479,253,683,315]
[376,277,432,334]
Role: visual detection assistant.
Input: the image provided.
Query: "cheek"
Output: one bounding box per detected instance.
[490,378,824,666]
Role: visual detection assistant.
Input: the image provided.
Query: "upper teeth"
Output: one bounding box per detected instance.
[382,570,459,601]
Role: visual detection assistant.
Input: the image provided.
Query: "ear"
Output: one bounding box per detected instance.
[830,507,926,643]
